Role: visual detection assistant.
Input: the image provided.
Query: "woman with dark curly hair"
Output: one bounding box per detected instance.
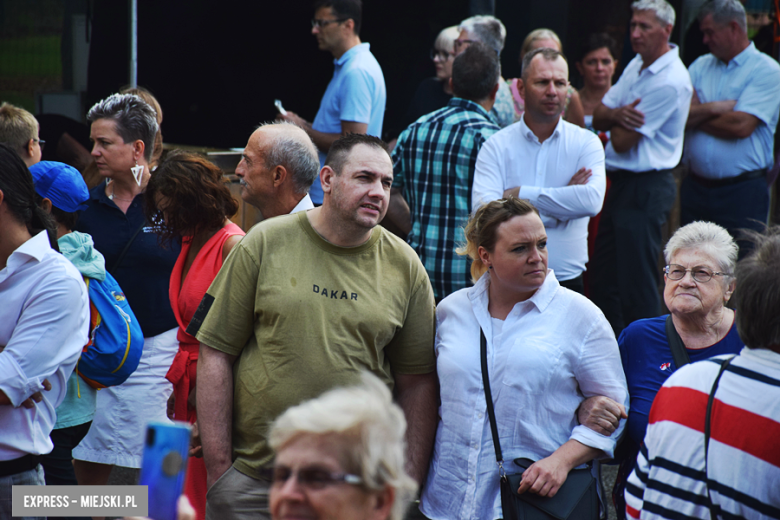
[144,150,244,519]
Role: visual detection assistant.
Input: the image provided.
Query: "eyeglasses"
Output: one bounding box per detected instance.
[430,48,455,61]
[663,264,730,283]
[270,465,363,490]
[453,38,476,51]
[34,138,45,150]
[311,18,347,28]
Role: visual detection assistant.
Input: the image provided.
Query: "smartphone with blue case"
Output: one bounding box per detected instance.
[139,421,191,520]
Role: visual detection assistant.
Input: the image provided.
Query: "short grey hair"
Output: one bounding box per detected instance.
[257,121,319,195]
[269,372,417,520]
[734,227,780,351]
[698,0,747,33]
[521,47,567,81]
[459,15,506,54]
[664,221,738,285]
[87,93,159,163]
[632,0,676,27]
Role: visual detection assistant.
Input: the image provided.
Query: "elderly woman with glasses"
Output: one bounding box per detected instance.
[612,221,745,518]
[390,26,459,149]
[268,372,417,520]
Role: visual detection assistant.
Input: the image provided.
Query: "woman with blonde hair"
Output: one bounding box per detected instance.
[420,197,627,520]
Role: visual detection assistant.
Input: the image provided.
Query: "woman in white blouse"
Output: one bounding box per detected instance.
[419,197,628,520]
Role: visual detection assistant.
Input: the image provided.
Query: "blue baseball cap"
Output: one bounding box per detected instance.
[29,161,89,213]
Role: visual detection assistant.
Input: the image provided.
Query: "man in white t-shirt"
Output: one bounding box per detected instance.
[472,48,606,294]
[590,0,692,335]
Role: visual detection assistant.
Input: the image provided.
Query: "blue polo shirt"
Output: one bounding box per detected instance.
[310,42,386,203]
[76,184,179,338]
[618,314,744,447]
[684,42,780,179]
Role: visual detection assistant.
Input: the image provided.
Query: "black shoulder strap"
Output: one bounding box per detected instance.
[110,220,145,275]
[665,315,691,370]
[703,355,734,520]
[480,328,503,464]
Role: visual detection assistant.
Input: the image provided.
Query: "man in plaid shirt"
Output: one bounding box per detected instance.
[387,42,500,301]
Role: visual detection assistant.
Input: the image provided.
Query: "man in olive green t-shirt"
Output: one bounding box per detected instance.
[191,134,437,520]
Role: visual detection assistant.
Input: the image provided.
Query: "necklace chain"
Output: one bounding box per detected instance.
[108,181,135,202]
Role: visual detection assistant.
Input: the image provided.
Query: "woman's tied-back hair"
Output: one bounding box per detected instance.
[144,150,239,246]
[0,143,58,249]
[521,28,562,58]
[459,197,540,283]
[269,372,417,520]
[87,93,159,163]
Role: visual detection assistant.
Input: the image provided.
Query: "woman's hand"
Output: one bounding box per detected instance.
[516,440,602,497]
[516,452,572,497]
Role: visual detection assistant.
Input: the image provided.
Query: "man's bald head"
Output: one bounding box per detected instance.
[251,121,319,195]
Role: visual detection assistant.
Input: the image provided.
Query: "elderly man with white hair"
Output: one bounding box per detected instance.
[590,0,693,336]
[682,0,780,259]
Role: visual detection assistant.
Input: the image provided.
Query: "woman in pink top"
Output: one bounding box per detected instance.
[145,150,245,519]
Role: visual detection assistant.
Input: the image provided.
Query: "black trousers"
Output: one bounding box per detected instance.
[590,169,676,336]
[680,172,769,260]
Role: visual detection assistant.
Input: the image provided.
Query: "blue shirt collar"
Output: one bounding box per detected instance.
[335,42,370,66]
[728,41,756,67]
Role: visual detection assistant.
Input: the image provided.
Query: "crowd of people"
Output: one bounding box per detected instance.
[1,0,780,520]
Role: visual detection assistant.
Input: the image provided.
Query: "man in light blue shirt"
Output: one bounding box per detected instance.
[279,0,386,205]
[683,0,780,258]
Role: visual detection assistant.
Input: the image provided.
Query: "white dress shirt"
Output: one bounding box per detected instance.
[472,117,606,281]
[290,193,314,214]
[603,45,692,172]
[684,42,780,179]
[420,270,628,520]
[0,231,89,459]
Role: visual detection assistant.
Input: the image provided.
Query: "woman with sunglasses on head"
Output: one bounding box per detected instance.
[612,221,745,519]
[72,92,180,490]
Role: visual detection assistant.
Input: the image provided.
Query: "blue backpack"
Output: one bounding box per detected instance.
[77,273,143,388]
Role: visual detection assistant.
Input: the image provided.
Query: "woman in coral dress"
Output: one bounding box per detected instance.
[145,150,245,519]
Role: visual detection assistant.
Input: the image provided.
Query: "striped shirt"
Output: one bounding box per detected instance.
[625,348,780,520]
[392,98,499,301]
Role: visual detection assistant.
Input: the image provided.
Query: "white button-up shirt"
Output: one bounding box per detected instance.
[290,193,314,214]
[0,231,89,459]
[603,45,692,172]
[684,42,780,179]
[420,271,628,520]
[472,117,606,281]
